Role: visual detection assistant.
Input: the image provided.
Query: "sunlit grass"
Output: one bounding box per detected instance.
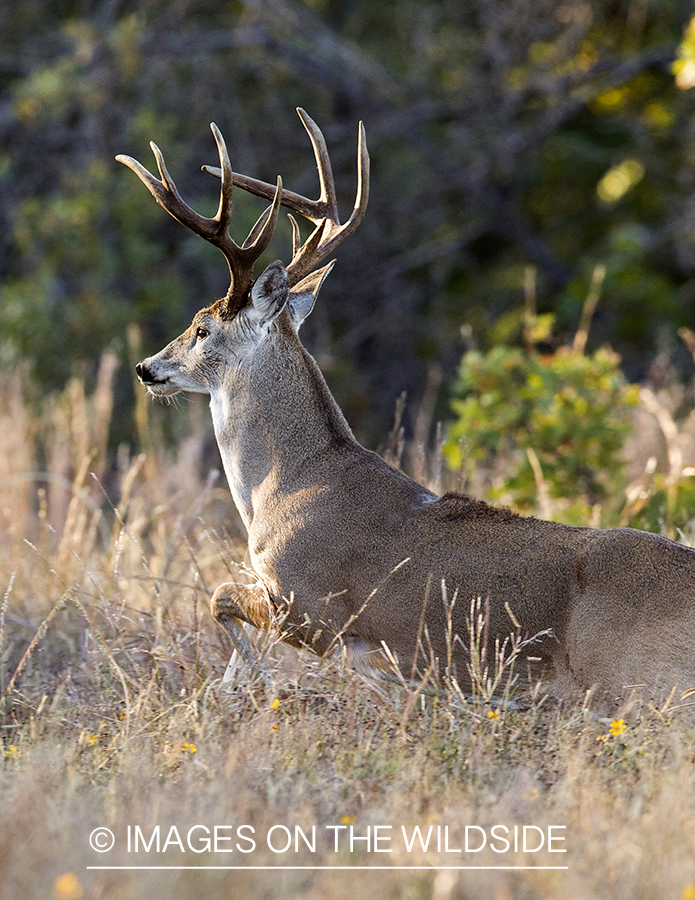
[1,361,695,898]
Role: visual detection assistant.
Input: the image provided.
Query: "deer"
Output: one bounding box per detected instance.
[118,109,695,708]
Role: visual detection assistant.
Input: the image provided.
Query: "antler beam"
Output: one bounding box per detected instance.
[116,124,283,314]
[202,108,370,287]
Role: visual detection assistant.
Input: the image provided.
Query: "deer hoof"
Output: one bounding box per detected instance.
[210,582,240,623]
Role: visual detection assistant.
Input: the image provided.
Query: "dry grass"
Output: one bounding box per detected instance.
[2,362,695,900]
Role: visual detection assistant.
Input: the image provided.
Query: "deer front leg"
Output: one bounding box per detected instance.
[211,582,275,685]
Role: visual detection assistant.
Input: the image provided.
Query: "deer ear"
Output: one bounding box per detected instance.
[248,261,289,325]
[288,261,335,330]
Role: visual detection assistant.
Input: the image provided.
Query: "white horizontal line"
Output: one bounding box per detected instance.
[87,865,569,871]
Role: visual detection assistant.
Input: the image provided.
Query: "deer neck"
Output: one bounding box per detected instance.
[209,319,356,532]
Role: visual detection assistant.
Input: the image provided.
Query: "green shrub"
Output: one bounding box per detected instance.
[444,344,638,522]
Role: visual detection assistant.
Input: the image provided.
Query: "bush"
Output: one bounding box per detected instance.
[444,344,638,522]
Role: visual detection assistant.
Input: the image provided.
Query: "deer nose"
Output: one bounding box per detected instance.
[136,361,152,383]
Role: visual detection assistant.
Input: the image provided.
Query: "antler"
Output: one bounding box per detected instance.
[116,124,283,315]
[202,108,369,287]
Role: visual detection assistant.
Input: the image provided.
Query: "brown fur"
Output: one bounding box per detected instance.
[427,493,521,524]
[124,115,695,711]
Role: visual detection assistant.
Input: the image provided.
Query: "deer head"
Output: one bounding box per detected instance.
[117,109,369,397]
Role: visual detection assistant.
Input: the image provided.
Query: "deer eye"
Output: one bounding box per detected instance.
[196,326,209,341]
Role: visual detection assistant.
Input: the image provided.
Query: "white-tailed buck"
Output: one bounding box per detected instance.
[118,109,695,707]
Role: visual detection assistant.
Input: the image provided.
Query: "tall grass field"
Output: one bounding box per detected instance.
[2,352,695,900]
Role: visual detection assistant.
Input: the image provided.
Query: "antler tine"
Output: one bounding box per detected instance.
[284,115,369,285]
[201,109,369,287]
[117,125,283,310]
[288,214,302,258]
[117,140,228,248]
[242,188,284,254]
[295,108,339,222]
[209,123,234,235]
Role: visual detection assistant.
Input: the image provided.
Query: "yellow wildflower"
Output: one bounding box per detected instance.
[53,872,83,900]
[609,719,626,737]
[271,698,280,709]
[182,742,196,754]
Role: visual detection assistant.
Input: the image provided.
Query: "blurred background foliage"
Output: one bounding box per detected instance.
[3,0,695,460]
[445,343,638,522]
